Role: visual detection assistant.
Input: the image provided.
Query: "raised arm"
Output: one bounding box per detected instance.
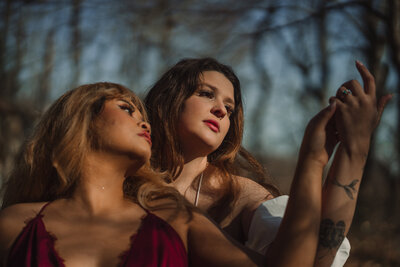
[265,99,338,266]
[315,61,392,266]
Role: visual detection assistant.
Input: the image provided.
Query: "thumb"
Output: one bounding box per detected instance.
[377,94,392,117]
[313,101,337,128]
[376,93,393,127]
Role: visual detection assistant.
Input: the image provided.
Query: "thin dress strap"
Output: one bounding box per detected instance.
[194,172,203,207]
[37,201,52,216]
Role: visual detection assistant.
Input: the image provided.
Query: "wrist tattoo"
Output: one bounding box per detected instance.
[332,178,359,200]
[319,219,346,250]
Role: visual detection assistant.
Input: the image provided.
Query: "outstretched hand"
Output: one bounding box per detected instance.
[330,61,392,155]
[298,61,391,169]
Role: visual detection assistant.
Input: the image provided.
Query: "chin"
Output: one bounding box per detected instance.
[197,137,223,155]
[139,152,151,164]
[128,150,151,164]
[202,133,224,148]
[179,130,224,155]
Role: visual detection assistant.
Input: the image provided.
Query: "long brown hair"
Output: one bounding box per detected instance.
[144,58,280,222]
[1,82,190,213]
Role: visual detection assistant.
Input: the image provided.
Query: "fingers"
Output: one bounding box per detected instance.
[335,85,357,106]
[325,116,339,156]
[336,86,353,102]
[335,61,376,100]
[377,94,393,114]
[376,94,393,126]
[334,61,377,105]
[355,60,376,96]
[340,80,363,97]
[329,96,344,107]
[312,101,337,129]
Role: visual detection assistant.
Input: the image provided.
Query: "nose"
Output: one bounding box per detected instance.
[140,121,151,134]
[211,101,227,119]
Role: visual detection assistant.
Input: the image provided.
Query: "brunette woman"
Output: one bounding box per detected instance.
[144,58,391,266]
[0,82,331,266]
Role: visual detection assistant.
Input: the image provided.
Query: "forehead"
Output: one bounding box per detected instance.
[200,71,234,99]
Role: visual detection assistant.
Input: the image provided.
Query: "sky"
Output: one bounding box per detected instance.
[6,0,398,166]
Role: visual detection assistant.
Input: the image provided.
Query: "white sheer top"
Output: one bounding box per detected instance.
[245,195,350,267]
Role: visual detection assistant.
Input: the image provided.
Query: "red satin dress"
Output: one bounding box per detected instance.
[6,202,188,267]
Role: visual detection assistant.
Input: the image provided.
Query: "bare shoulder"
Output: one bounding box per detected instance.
[234,176,276,238]
[0,202,46,222]
[148,199,193,249]
[0,202,46,257]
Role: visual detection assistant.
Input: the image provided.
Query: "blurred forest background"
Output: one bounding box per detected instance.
[0,0,399,265]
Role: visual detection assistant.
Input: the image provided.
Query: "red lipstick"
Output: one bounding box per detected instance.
[203,120,220,132]
[138,132,152,146]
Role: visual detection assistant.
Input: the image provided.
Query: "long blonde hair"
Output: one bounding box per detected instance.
[1,82,190,213]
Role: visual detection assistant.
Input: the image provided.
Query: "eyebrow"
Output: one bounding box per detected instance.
[119,99,146,121]
[201,83,235,107]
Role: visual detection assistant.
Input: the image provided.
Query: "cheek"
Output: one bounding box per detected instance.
[179,103,199,127]
[221,118,231,137]
[98,108,119,127]
[183,96,209,115]
[177,112,193,140]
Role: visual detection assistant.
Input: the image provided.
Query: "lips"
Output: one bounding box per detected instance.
[203,120,220,132]
[138,132,152,146]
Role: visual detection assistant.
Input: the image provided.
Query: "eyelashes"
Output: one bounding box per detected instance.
[225,105,234,115]
[198,90,214,99]
[119,104,135,116]
[197,89,235,116]
[117,99,148,125]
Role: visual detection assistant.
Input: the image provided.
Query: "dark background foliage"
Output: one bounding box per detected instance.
[0,0,399,265]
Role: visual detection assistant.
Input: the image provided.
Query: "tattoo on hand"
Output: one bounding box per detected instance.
[319,219,346,250]
[332,178,359,200]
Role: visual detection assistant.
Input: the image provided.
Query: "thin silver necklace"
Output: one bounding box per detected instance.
[194,172,204,207]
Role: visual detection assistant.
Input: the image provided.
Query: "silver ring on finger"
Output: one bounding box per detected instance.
[341,88,352,96]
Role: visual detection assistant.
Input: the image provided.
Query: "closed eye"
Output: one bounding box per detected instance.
[225,105,234,116]
[119,104,135,116]
[197,90,214,99]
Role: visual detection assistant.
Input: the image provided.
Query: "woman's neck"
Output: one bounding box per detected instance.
[173,156,208,195]
[71,151,140,216]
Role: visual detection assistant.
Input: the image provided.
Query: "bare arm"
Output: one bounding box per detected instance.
[315,61,392,266]
[265,101,338,267]
[188,212,263,267]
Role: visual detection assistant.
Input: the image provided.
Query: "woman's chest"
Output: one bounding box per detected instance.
[46,219,141,267]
